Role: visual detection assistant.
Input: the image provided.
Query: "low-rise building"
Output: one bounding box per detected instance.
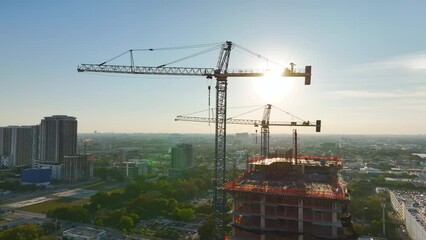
[359,166,382,174]
[63,226,106,240]
[20,168,51,185]
[115,159,150,179]
[34,162,62,180]
[62,155,93,182]
[389,190,426,240]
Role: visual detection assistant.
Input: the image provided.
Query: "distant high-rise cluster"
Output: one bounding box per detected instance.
[0,115,93,182]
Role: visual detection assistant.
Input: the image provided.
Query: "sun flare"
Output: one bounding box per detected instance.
[253,69,294,102]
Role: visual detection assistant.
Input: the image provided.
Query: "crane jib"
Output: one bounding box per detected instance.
[77,64,311,79]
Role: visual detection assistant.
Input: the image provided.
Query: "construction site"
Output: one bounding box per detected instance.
[223,131,351,239]
[78,41,353,239]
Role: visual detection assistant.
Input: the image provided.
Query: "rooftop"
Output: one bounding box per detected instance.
[63,226,106,238]
[224,155,347,200]
[249,155,343,167]
[391,190,426,232]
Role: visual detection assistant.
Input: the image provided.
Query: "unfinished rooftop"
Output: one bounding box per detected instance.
[224,155,347,200]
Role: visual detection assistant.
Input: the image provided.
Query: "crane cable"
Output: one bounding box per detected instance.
[98,42,223,66]
[156,45,221,68]
[180,105,262,118]
[131,42,223,51]
[228,106,265,119]
[98,42,284,69]
[272,105,305,122]
[98,51,129,66]
[233,43,286,68]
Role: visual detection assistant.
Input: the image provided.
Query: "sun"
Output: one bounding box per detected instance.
[252,68,295,102]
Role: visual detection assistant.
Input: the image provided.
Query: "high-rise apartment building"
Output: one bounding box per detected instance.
[0,126,38,167]
[10,126,36,167]
[170,143,193,178]
[0,127,12,157]
[171,143,193,169]
[40,115,77,163]
[2,115,86,182]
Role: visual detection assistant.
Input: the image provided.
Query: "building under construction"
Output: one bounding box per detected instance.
[224,133,351,239]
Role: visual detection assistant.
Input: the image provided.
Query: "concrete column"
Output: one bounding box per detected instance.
[260,195,266,240]
[232,197,236,237]
[261,195,265,228]
[298,199,303,233]
[332,202,338,238]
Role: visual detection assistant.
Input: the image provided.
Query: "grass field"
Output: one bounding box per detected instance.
[19,197,90,214]
[81,181,125,193]
[81,181,106,190]
[107,187,125,194]
[17,181,126,214]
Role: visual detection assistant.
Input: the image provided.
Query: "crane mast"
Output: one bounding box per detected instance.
[77,41,312,239]
[260,104,272,157]
[212,41,231,240]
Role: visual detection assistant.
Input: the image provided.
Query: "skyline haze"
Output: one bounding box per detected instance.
[1,0,425,135]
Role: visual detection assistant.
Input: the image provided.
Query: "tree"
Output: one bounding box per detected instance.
[173,208,195,221]
[123,184,141,200]
[174,180,199,201]
[352,222,366,236]
[102,209,126,227]
[118,215,134,232]
[42,221,57,234]
[196,203,212,215]
[0,223,44,240]
[127,193,171,219]
[90,191,110,208]
[129,213,140,223]
[39,236,55,240]
[94,167,109,180]
[47,206,89,223]
[107,192,124,209]
[198,215,215,239]
[370,219,382,236]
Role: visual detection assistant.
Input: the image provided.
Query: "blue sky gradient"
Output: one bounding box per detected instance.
[1,0,425,134]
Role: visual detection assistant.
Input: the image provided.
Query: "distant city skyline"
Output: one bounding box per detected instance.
[1,1,425,135]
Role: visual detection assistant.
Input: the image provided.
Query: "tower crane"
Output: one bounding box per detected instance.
[77,41,312,239]
[176,104,321,157]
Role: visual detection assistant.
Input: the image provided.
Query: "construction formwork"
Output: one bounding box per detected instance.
[223,155,350,240]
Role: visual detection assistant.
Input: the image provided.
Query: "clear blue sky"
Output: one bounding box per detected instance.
[1,0,425,135]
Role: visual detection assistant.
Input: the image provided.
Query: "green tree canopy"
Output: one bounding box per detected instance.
[0,224,44,240]
[118,215,134,232]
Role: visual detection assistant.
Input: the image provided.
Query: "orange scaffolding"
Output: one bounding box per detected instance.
[248,155,343,167]
[224,181,346,200]
[224,155,347,200]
